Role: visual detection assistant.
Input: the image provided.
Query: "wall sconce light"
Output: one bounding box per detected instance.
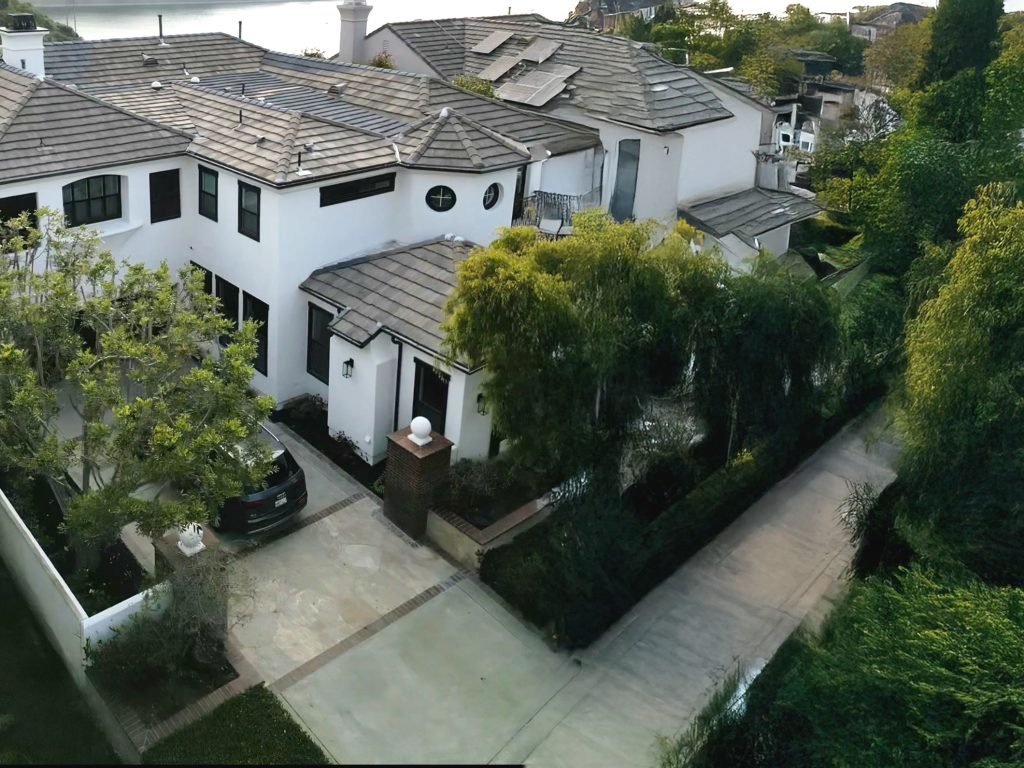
[342,358,354,378]
[476,393,488,416]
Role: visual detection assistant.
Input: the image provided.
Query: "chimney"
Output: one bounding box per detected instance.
[1,14,48,77]
[337,0,373,64]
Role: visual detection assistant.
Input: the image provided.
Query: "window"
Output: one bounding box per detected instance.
[243,292,269,376]
[149,169,181,223]
[215,276,239,346]
[482,183,501,210]
[63,175,121,227]
[306,304,333,384]
[320,172,396,207]
[237,181,260,241]
[0,192,38,231]
[199,166,218,221]
[609,139,640,222]
[425,185,456,212]
[190,261,213,295]
[412,359,449,434]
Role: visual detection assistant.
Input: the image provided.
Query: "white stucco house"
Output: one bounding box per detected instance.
[349,2,818,254]
[0,16,602,465]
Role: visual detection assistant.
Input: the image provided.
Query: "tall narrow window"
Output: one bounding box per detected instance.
[199,166,218,221]
[238,181,260,241]
[189,261,213,295]
[63,175,122,227]
[215,276,240,346]
[609,139,640,222]
[243,292,269,376]
[306,304,332,384]
[149,169,181,223]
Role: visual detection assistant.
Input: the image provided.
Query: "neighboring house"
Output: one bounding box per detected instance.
[0,16,603,466]
[567,0,693,32]
[850,2,929,42]
[356,3,816,247]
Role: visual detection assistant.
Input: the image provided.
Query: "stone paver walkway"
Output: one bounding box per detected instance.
[272,408,897,766]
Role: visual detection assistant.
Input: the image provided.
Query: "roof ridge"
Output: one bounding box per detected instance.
[450,116,484,169]
[274,111,303,183]
[44,32,268,50]
[446,108,531,158]
[0,75,42,139]
[406,110,450,164]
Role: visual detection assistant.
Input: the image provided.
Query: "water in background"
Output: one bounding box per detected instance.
[35,0,948,56]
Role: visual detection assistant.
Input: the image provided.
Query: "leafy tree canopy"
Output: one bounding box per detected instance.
[0,0,79,42]
[0,211,273,549]
[921,0,1003,85]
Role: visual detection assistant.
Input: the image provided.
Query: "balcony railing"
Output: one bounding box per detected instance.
[513,190,602,234]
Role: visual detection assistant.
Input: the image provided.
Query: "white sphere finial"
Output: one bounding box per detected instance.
[177,522,206,557]
[409,416,432,446]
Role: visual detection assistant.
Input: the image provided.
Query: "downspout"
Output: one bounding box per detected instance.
[391,335,403,431]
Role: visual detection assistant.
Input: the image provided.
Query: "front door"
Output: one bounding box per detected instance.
[412,359,449,434]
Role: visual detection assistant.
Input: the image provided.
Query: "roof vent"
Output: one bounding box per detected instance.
[9,13,37,31]
[190,76,200,83]
[440,107,451,119]
[303,142,316,152]
[142,53,159,66]
[327,83,344,95]
[151,80,163,89]
[255,135,266,145]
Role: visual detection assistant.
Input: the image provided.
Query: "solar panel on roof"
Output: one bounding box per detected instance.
[475,55,519,82]
[524,78,568,106]
[515,69,562,88]
[542,63,581,79]
[519,38,561,64]
[470,30,514,54]
[496,72,568,107]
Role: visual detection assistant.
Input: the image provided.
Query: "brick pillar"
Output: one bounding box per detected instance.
[383,424,452,540]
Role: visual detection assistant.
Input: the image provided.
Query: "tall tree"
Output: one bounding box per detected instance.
[920,0,1003,85]
[442,213,685,476]
[898,184,1024,582]
[0,211,273,549]
[864,18,931,88]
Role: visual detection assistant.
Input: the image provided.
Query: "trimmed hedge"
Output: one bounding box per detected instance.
[480,405,867,649]
[143,685,329,765]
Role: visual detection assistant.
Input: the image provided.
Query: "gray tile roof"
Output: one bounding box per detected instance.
[0,62,191,183]
[7,35,599,185]
[300,237,475,363]
[43,33,267,86]
[678,188,820,246]
[369,17,732,131]
[394,107,530,171]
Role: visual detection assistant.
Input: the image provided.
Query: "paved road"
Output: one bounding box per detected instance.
[275,409,898,766]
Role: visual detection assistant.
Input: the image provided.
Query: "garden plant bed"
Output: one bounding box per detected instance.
[439,455,557,530]
[142,684,330,765]
[91,653,238,727]
[1,473,148,615]
[272,395,384,491]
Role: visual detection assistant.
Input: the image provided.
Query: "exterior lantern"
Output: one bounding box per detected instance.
[342,358,354,378]
[476,393,488,416]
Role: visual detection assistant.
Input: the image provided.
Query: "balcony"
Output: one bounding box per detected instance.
[513,190,602,237]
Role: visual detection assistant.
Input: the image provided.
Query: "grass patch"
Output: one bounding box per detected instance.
[143,684,330,765]
[0,562,120,765]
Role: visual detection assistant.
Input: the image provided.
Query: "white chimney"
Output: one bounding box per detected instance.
[1,14,47,77]
[337,0,373,64]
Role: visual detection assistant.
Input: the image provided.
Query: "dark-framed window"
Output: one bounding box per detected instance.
[306,304,333,384]
[320,172,396,207]
[199,166,218,221]
[0,192,38,232]
[237,181,260,241]
[243,292,269,376]
[190,261,213,295]
[425,185,456,212]
[63,175,122,227]
[412,359,449,434]
[483,182,501,210]
[149,169,181,223]
[215,276,240,346]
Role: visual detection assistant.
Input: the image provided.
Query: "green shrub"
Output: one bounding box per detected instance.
[143,685,329,764]
[452,74,496,97]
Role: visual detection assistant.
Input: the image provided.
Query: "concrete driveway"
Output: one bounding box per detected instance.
[275,409,897,767]
[228,425,457,684]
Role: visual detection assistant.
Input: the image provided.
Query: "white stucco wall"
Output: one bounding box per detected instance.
[363,27,441,75]
[677,86,762,206]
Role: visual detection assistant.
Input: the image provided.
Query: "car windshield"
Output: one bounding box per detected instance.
[243,450,297,494]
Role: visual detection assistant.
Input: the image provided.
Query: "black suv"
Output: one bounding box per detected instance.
[212,426,308,535]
